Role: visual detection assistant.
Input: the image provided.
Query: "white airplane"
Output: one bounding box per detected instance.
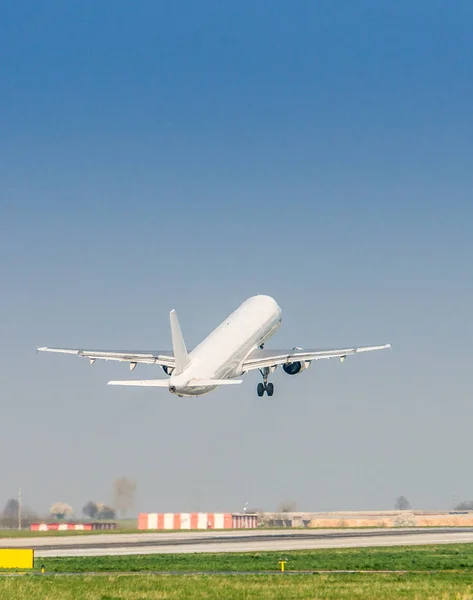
[38,295,391,397]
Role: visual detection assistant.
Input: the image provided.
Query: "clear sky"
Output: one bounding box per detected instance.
[1,1,472,517]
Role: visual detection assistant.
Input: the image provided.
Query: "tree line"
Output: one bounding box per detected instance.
[0,476,136,527]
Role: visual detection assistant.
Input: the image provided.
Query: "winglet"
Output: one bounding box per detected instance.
[169,310,190,375]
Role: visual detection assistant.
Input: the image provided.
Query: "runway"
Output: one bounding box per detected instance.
[2,528,473,558]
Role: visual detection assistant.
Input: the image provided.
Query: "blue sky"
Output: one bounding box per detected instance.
[1,1,472,516]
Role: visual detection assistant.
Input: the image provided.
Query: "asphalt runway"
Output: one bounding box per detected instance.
[3,528,473,558]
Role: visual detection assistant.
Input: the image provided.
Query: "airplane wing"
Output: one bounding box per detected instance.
[37,347,175,368]
[242,344,391,371]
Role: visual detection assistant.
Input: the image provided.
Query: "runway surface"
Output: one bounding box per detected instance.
[2,528,473,558]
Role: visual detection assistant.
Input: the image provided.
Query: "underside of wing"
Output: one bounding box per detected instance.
[242,344,391,371]
[37,347,175,368]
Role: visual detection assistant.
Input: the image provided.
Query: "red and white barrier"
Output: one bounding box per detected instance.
[30,523,93,531]
[30,522,116,532]
[138,513,258,530]
[138,513,233,530]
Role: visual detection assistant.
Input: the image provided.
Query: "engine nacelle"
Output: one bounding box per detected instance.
[162,365,174,376]
[282,360,311,375]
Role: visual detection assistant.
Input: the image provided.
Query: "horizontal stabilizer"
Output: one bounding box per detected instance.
[37,347,79,355]
[107,378,242,388]
[107,380,169,387]
[187,379,243,386]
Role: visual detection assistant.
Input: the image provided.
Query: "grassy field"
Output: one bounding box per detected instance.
[0,573,473,599]
[34,543,473,573]
[1,545,473,599]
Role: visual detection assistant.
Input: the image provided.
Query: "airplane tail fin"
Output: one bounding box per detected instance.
[170,309,190,375]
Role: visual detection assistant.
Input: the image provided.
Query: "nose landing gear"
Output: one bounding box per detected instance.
[257,368,275,396]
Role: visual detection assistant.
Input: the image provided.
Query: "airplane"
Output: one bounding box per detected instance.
[38,294,391,397]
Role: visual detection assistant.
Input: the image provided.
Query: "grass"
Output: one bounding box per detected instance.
[0,573,473,599]
[32,543,473,573]
[2,546,473,599]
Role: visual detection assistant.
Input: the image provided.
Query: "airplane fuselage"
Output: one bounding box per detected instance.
[39,295,391,397]
[169,295,282,396]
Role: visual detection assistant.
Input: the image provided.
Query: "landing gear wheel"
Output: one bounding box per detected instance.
[266,383,274,396]
[257,383,265,397]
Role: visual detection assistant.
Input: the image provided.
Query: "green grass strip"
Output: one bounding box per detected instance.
[30,543,473,574]
[1,573,473,599]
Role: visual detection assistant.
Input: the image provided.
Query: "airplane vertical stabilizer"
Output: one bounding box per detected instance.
[169,310,190,374]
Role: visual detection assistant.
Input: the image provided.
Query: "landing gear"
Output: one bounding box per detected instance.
[257,368,275,396]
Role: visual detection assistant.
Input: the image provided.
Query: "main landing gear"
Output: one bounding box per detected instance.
[257,382,274,396]
[257,368,274,397]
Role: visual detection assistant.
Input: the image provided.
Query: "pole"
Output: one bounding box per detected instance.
[18,488,22,531]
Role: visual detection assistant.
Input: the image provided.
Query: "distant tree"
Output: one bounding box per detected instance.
[454,501,473,510]
[394,496,411,511]
[50,502,73,520]
[3,498,19,519]
[113,477,136,517]
[1,498,19,528]
[1,499,38,529]
[98,505,117,520]
[82,501,99,519]
[277,500,297,514]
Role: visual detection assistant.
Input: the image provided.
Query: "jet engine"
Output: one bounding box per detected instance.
[282,348,311,375]
[162,365,174,376]
[282,360,311,375]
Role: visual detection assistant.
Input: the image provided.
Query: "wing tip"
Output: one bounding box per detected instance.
[36,347,80,355]
[355,343,392,353]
